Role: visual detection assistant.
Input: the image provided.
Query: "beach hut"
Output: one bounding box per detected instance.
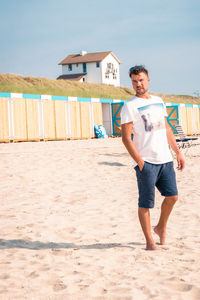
[0,92,199,143]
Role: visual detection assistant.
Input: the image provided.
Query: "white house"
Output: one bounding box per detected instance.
[57,50,121,86]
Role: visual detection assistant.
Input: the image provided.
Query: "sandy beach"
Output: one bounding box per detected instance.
[0,137,200,300]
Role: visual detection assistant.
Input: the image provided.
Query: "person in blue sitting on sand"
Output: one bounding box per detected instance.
[121,65,185,250]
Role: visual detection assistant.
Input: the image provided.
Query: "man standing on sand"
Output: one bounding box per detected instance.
[121,65,185,250]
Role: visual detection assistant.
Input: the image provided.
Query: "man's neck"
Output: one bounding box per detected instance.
[136,92,151,99]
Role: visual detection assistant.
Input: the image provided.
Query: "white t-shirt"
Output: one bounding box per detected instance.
[120,95,173,166]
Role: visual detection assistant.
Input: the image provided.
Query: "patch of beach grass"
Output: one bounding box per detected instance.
[0,73,199,104]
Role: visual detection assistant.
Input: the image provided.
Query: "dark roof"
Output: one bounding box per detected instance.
[56,73,87,81]
[58,51,121,65]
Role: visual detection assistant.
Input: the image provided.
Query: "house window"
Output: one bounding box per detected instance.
[96,62,100,68]
[105,74,109,79]
[83,63,87,73]
[76,64,79,67]
[83,78,85,82]
[113,75,117,80]
[107,63,114,70]
[68,64,72,71]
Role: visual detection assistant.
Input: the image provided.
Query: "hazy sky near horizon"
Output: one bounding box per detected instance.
[0,0,200,96]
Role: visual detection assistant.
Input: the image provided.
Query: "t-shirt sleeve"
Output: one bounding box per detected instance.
[120,103,134,124]
[163,103,168,117]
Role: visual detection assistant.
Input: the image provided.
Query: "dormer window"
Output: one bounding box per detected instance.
[107,63,114,70]
[68,64,72,71]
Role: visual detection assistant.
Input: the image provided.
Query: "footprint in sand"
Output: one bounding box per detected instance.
[166,282,200,299]
[28,271,39,278]
[0,274,9,279]
[52,280,67,292]
[166,282,193,292]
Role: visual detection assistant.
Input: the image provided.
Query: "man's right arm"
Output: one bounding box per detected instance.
[121,122,144,171]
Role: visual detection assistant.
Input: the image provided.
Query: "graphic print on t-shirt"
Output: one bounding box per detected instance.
[137,103,166,132]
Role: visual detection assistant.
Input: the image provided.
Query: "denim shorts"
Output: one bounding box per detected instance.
[134,161,178,208]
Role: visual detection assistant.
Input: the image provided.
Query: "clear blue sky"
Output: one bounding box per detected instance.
[0,0,200,96]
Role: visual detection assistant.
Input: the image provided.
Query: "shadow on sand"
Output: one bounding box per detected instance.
[98,162,126,167]
[0,239,143,251]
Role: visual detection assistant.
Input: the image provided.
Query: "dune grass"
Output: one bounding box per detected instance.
[0,73,199,104]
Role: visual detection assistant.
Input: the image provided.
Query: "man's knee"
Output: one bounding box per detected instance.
[166,195,178,204]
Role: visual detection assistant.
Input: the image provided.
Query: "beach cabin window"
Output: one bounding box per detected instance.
[96,62,100,68]
[76,63,79,67]
[68,64,72,71]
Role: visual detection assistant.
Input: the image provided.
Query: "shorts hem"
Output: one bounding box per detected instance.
[139,204,154,209]
[161,193,178,197]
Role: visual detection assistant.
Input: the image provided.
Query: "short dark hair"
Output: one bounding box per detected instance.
[129,65,149,78]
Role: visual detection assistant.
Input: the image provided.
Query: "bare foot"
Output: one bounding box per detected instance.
[146,241,158,251]
[154,226,166,245]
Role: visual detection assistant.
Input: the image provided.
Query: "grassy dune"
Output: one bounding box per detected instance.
[0,73,199,104]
